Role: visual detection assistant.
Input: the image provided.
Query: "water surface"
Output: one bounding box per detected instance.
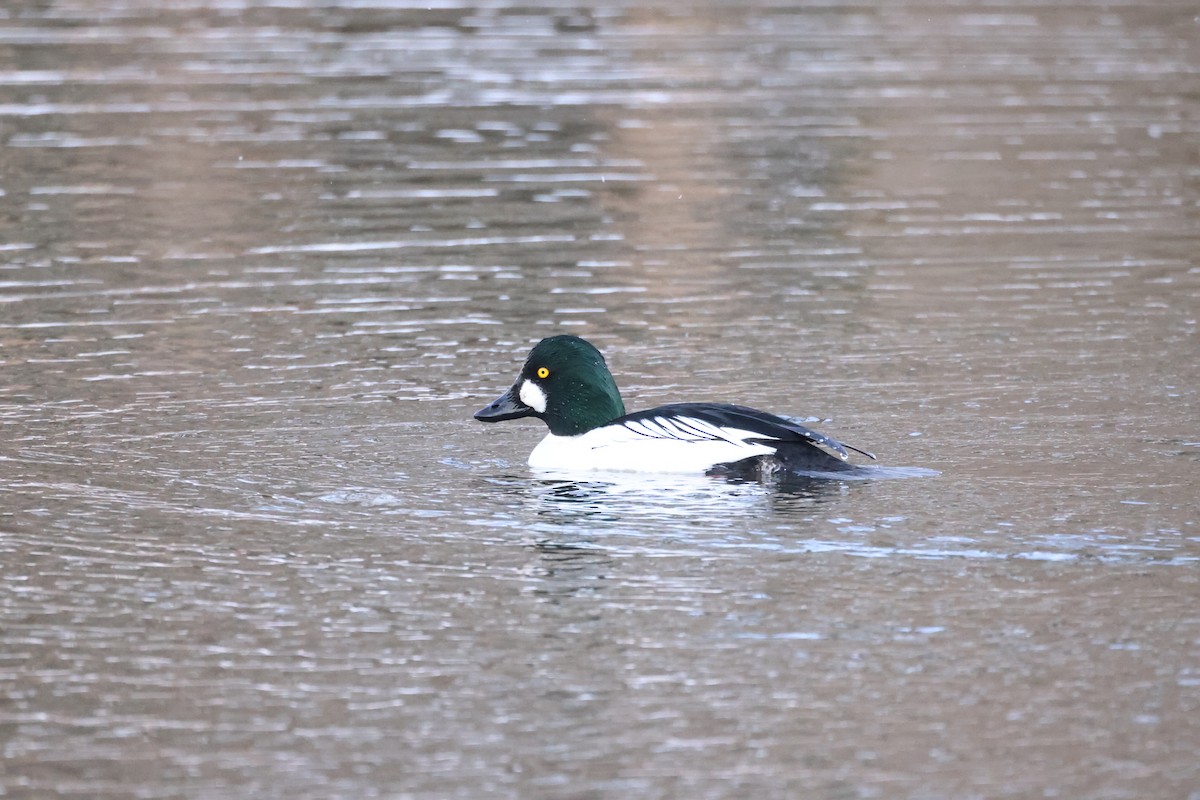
[2,1,1198,798]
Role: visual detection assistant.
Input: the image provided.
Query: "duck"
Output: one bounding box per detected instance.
[474,335,876,476]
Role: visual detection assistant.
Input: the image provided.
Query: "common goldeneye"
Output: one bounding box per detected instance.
[474,335,876,476]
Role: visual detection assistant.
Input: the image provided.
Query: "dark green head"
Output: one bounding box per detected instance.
[474,335,627,436]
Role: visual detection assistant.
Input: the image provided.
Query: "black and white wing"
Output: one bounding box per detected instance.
[618,403,876,461]
[532,402,874,474]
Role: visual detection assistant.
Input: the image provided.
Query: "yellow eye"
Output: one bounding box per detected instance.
[536,366,550,379]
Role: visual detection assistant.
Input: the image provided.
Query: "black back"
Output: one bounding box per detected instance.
[613,402,875,471]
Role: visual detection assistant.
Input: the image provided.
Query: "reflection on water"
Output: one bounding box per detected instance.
[2,0,1198,798]
[520,471,852,527]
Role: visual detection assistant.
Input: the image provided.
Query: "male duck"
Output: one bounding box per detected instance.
[474,335,876,476]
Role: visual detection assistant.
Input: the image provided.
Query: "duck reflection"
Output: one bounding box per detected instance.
[475,469,862,602]
[527,539,616,601]
[527,470,852,523]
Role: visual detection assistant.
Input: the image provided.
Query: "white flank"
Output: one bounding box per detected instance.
[527,416,779,473]
[518,379,547,413]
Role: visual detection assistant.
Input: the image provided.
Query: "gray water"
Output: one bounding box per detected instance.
[2,1,1198,798]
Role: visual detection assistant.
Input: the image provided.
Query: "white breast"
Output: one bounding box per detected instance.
[527,417,778,473]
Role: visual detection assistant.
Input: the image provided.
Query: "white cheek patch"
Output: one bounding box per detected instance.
[518,379,548,413]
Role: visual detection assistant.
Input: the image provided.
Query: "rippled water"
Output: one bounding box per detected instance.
[2,1,1198,798]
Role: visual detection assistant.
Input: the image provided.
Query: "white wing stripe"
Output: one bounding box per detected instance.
[618,415,782,447]
[623,419,656,437]
[671,417,720,440]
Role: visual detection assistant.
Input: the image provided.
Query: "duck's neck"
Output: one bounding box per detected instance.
[546,385,626,436]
